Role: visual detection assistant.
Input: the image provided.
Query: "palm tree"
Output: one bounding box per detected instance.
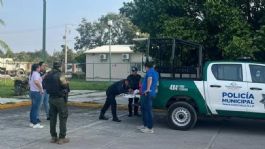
[0,0,11,53]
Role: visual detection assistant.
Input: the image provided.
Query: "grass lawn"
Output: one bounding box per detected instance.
[69,79,110,90]
[0,78,110,97]
[0,78,14,98]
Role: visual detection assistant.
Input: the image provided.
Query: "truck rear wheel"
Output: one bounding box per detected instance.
[167,101,197,130]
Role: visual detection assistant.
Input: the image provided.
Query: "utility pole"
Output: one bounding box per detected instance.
[63,24,74,74]
[64,25,68,74]
[42,0,46,61]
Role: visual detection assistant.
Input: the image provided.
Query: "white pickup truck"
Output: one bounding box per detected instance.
[146,38,265,130]
[154,61,265,130]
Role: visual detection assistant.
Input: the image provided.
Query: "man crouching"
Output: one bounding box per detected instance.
[99,79,131,122]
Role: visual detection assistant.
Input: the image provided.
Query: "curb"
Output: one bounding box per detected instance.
[0,101,166,112]
[0,101,31,110]
[0,101,128,110]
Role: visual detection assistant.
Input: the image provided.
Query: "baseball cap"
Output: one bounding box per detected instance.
[131,67,138,72]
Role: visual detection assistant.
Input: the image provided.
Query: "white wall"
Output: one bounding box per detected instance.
[86,53,144,81]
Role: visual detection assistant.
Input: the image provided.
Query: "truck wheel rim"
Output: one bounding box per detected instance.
[172,107,191,127]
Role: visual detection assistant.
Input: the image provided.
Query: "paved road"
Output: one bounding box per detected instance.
[1,107,265,149]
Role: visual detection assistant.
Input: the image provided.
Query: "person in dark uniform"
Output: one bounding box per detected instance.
[44,62,70,144]
[99,79,130,122]
[127,67,141,117]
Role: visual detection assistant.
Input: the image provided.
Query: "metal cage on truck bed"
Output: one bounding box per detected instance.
[146,38,203,80]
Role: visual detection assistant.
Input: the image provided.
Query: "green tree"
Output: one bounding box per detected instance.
[0,0,11,54]
[74,50,86,72]
[0,49,4,57]
[121,0,265,61]
[74,13,138,50]
[254,25,265,61]
[14,50,50,62]
[5,49,13,58]
[51,45,76,63]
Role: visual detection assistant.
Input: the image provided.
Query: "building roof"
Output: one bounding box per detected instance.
[85,45,134,54]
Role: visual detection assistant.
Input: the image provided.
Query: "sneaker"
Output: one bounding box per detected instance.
[128,114,132,117]
[32,123,44,129]
[29,123,34,128]
[47,117,50,120]
[57,138,70,145]
[140,128,154,134]
[50,137,58,143]
[137,125,146,130]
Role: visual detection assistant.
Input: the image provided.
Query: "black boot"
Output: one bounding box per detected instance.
[99,115,109,120]
[112,118,121,122]
[99,113,109,120]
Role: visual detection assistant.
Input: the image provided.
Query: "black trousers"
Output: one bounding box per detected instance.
[100,94,118,119]
[128,97,140,115]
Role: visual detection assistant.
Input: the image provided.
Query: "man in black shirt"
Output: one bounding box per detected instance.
[39,61,50,120]
[127,67,141,117]
[99,79,130,122]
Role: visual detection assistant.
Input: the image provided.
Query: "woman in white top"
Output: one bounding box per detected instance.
[29,64,44,128]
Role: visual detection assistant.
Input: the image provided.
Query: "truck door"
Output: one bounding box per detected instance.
[205,63,248,114]
[246,64,265,114]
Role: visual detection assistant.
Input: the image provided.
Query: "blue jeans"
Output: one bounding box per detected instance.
[141,94,153,129]
[30,91,42,124]
[41,90,50,118]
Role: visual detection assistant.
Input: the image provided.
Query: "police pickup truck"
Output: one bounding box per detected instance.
[146,38,265,130]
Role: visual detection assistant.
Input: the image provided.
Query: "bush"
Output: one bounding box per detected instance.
[72,72,86,80]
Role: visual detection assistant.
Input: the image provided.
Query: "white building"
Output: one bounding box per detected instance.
[85,45,144,81]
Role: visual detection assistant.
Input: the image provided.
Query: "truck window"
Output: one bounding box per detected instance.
[211,64,243,81]
[249,65,265,83]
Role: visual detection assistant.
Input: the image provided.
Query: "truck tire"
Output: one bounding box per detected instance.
[167,101,197,130]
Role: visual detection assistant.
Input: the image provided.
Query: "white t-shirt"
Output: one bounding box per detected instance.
[29,71,43,92]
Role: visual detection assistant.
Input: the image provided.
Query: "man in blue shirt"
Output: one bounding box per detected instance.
[138,62,159,133]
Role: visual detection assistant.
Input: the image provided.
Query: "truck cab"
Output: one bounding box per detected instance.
[204,62,265,117]
[144,38,265,130]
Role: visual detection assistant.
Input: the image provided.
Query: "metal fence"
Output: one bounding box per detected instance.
[0,61,145,82]
[72,62,144,81]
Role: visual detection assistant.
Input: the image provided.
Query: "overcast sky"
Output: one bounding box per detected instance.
[0,0,128,54]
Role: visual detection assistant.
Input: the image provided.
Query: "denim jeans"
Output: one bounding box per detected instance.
[41,90,50,118]
[30,91,42,124]
[141,94,153,129]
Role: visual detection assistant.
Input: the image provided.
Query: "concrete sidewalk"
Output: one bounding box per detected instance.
[0,90,130,105]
